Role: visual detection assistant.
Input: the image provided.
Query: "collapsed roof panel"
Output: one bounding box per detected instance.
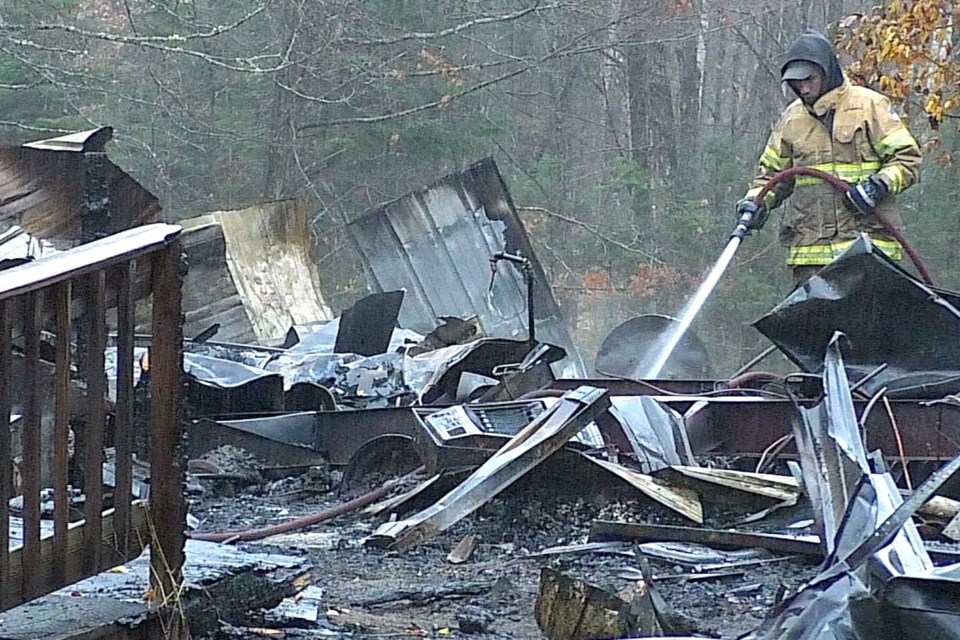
[754,236,960,398]
[745,333,960,640]
[180,199,333,345]
[344,158,584,376]
[0,128,160,248]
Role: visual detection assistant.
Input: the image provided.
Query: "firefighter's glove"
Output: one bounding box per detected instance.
[844,176,888,217]
[736,199,768,232]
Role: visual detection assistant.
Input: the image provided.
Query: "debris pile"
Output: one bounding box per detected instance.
[4,146,960,640]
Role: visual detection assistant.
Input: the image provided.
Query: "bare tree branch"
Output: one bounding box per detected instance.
[341,3,557,46]
[518,206,662,263]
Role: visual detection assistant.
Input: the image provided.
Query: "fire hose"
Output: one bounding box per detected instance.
[732,166,934,286]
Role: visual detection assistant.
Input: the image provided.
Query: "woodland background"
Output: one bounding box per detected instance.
[2,0,956,374]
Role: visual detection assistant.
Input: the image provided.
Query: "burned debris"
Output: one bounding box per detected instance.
[2,141,960,640]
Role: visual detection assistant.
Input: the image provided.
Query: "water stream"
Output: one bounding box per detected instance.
[641,235,744,379]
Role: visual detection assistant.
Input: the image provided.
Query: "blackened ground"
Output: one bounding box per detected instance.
[189,460,821,640]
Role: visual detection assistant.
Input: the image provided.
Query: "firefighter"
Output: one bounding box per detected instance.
[736,29,922,284]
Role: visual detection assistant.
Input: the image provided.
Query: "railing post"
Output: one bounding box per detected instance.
[22,291,42,600]
[149,238,185,619]
[0,224,182,613]
[113,262,135,561]
[52,281,72,586]
[0,300,11,609]
[81,271,106,576]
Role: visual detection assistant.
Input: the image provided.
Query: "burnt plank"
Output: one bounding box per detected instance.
[52,281,71,586]
[21,290,42,600]
[149,240,185,602]
[0,300,12,608]
[82,271,106,575]
[113,262,134,561]
[0,224,180,302]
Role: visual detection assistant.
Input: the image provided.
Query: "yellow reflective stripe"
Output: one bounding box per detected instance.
[761,146,790,171]
[875,127,916,157]
[787,239,904,265]
[791,162,881,186]
[878,165,907,194]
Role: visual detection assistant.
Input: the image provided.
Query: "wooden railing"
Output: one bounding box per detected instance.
[0,223,185,612]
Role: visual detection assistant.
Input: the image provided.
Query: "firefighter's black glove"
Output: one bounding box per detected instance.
[844,175,888,217]
[736,199,768,231]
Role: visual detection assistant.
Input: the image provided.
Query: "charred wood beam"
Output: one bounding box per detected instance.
[21,291,41,600]
[52,281,71,586]
[0,300,10,610]
[148,238,186,606]
[589,521,822,557]
[352,581,493,608]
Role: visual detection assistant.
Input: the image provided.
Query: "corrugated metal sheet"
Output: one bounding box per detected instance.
[345,158,584,375]
[180,199,333,345]
[0,128,160,247]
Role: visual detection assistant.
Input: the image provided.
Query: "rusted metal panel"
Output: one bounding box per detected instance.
[343,158,584,375]
[179,200,333,345]
[551,377,960,462]
[0,128,160,248]
[314,407,420,466]
[682,397,960,462]
[186,418,327,469]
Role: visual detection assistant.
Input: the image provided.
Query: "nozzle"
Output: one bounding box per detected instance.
[730,209,754,240]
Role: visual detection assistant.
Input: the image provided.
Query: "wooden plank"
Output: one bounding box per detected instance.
[21,289,42,601]
[3,502,152,612]
[113,262,135,561]
[53,281,72,586]
[0,223,180,302]
[149,240,185,602]
[0,299,12,609]
[668,466,800,502]
[590,520,822,556]
[583,456,704,523]
[82,271,106,575]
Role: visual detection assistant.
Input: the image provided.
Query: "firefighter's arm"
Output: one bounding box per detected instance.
[743,121,794,209]
[870,98,922,195]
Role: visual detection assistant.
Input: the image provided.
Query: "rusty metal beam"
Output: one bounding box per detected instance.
[684,398,960,462]
[366,386,610,549]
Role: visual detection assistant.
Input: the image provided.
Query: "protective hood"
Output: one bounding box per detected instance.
[782,29,844,98]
